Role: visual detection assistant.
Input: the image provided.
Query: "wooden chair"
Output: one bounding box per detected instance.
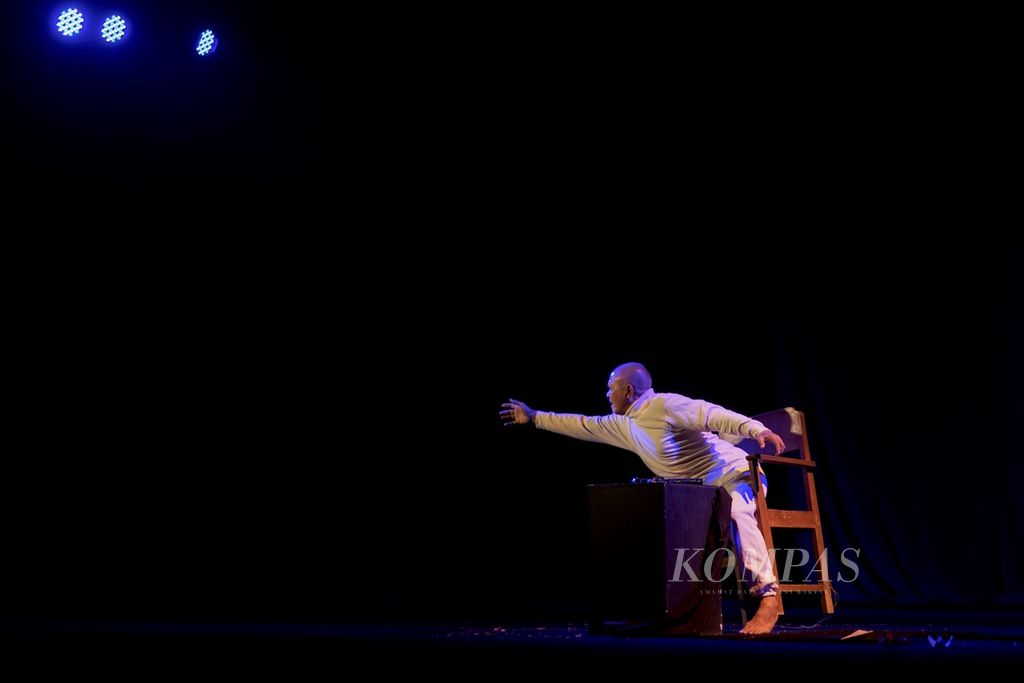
[735,407,834,615]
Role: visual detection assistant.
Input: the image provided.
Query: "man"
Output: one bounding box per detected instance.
[500,362,784,634]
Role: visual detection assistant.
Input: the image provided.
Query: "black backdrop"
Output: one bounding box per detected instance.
[2,2,1022,623]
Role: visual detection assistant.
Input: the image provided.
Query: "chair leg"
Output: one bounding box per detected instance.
[809,516,835,614]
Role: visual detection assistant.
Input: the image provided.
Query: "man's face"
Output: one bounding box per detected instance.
[607,374,631,415]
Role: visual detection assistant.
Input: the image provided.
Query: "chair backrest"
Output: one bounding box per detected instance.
[735,407,810,461]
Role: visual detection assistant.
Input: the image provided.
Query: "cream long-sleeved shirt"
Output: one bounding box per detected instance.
[533,388,767,487]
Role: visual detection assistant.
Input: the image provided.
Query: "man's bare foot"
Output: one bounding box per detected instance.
[739,595,779,635]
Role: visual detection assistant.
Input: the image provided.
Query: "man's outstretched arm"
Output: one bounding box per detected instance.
[500,398,635,450]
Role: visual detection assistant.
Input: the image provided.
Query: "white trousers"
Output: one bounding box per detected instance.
[724,475,778,597]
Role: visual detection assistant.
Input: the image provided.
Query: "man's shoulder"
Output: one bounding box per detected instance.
[655,392,708,415]
[656,391,696,404]
[637,392,684,412]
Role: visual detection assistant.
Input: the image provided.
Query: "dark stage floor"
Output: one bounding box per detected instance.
[4,610,1022,674]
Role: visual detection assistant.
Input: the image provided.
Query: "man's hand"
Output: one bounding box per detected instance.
[756,429,786,454]
[500,399,536,426]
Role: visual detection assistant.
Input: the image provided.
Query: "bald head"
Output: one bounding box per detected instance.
[612,363,652,393]
[607,362,653,415]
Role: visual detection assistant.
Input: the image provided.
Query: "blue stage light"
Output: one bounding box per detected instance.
[196,29,218,57]
[100,14,127,43]
[56,8,85,37]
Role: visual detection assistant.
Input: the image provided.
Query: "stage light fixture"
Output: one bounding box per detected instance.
[196,29,218,57]
[56,8,85,37]
[100,14,127,43]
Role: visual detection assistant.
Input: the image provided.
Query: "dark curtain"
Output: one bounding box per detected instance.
[2,0,1021,620]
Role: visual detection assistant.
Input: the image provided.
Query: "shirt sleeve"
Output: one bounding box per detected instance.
[534,411,636,451]
[668,397,766,438]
